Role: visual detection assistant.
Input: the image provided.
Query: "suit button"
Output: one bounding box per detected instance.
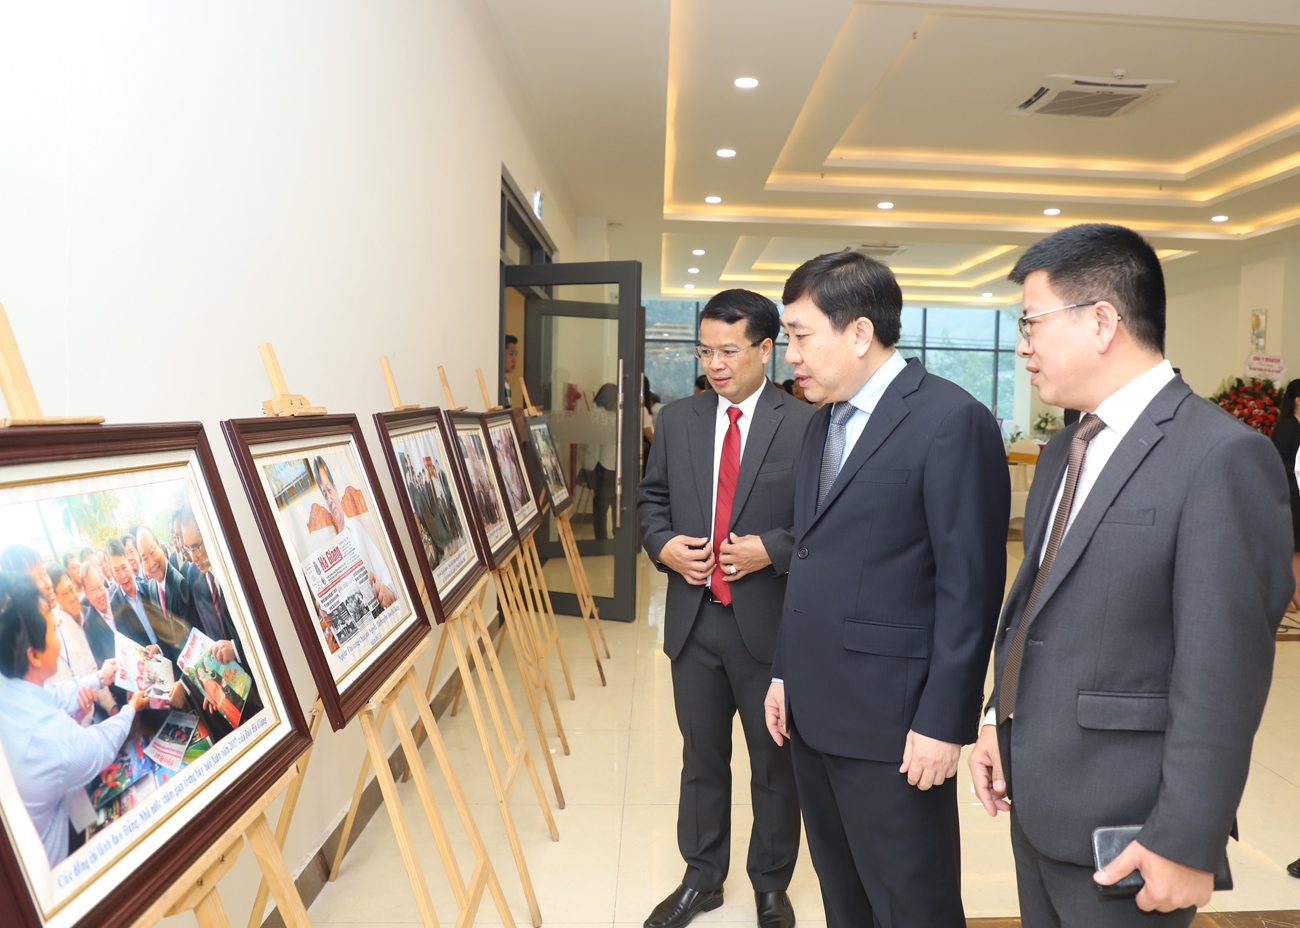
[797,547,809,559]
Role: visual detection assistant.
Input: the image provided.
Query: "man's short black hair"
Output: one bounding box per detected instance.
[0,545,40,575]
[505,334,518,347]
[78,547,95,562]
[0,571,48,679]
[699,289,781,344]
[781,251,902,346]
[1009,223,1165,353]
[105,538,127,559]
[314,456,334,491]
[49,566,68,592]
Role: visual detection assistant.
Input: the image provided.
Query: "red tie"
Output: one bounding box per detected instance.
[710,406,743,605]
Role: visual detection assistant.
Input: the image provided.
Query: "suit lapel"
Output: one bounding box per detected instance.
[687,393,719,531]
[1021,378,1190,629]
[729,383,783,532]
[803,359,920,534]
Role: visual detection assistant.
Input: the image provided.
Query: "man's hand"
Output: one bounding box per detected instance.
[170,680,187,708]
[658,535,716,585]
[99,659,118,687]
[210,640,236,664]
[719,533,771,582]
[75,687,96,721]
[969,723,1010,815]
[128,690,150,712]
[371,575,397,608]
[899,729,961,789]
[764,680,788,746]
[1094,840,1214,913]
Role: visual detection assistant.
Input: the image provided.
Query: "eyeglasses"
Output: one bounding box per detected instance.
[693,341,761,361]
[1017,301,1121,343]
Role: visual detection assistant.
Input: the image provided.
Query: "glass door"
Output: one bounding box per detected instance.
[505,260,643,622]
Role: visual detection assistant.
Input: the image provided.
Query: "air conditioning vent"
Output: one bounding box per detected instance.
[845,243,909,259]
[1010,74,1176,119]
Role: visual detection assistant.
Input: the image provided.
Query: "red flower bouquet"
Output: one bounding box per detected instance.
[1209,377,1282,436]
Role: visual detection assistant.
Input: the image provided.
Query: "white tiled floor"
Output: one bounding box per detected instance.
[308,549,1300,926]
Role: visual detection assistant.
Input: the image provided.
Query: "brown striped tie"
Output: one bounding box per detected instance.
[997,413,1107,723]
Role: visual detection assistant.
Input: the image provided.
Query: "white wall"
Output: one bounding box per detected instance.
[1165,263,1242,397]
[0,2,574,922]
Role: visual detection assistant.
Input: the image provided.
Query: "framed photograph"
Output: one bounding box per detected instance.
[222,415,428,732]
[484,411,540,538]
[0,423,310,928]
[447,412,518,569]
[372,408,488,619]
[525,416,573,518]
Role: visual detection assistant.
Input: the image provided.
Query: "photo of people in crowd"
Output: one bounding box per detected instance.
[486,416,538,533]
[386,421,478,598]
[255,440,414,685]
[0,460,281,919]
[529,420,571,511]
[453,420,512,555]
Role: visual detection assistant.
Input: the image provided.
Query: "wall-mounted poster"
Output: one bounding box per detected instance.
[0,423,310,928]
[223,415,427,731]
[372,408,487,618]
[448,412,518,568]
[484,411,539,537]
[525,416,572,518]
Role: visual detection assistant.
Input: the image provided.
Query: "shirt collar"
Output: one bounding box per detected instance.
[846,349,907,416]
[717,379,767,421]
[1093,359,1176,438]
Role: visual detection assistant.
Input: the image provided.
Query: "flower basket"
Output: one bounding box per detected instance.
[1209,377,1282,436]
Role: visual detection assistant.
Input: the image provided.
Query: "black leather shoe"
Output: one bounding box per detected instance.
[755,890,795,928]
[1288,856,1300,878]
[644,883,724,928]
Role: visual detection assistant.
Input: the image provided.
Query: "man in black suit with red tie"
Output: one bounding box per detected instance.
[640,289,816,928]
[766,251,1010,927]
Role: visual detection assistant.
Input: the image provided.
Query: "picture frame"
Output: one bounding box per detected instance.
[446,411,519,570]
[371,407,489,620]
[483,410,541,538]
[524,415,573,518]
[222,414,428,732]
[0,422,311,928]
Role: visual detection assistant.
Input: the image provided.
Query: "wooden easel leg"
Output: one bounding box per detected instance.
[247,702,322,928]
[246,814,312,928]
[402,668,533,928]
[524,535,576,698]
[558,514,611,673]
[193,890,235,928]
[402,623,453,782]
[478,591,566,810]
[328,701,393,881]
[358,707,442,928]
[166,836,246,928]
[503,561,569,756]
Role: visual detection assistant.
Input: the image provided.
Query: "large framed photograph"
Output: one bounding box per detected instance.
[0,423,310,928]
[447,412,518,569]
[525,416,573,518]
[222,415,428,731]
[484,411,540,538]
[372,408,487,619]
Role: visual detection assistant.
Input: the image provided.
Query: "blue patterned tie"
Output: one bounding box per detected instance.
[817,402,856,513]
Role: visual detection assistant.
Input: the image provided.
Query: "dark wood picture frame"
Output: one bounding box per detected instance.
[0,422,311,928]
[372,407,489,620]
[524,415,573,518]
[222,414,429,732]
[508,408,549,512]
[483,409,541,538]
[446,411,519,570]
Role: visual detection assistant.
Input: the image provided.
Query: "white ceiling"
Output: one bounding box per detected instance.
[485,0,1300,304]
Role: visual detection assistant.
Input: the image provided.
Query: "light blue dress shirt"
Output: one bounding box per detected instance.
[838,349,909,469]
[120,587,157,647]
[0,674,135,865]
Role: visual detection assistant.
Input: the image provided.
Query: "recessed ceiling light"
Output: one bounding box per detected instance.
[1043,208,1061,216]
[688,268,700,274]
[692,249,706,256]
[1211,215,1229,222]
[983,292,994,298]
[734,77,758,89]
[684,283,695,289]
[877,201,894,210]
[704,196,722,204]
[716,148,736,158]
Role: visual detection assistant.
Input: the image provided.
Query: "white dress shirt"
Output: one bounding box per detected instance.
[710,382,766,533]
[48,608,114,722]
[838,350,909,469]
[986,359,1177,725]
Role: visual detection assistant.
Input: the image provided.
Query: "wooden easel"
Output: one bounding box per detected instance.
[128,767,313,928]
[258,343,327,417]
[0,302,103,426]
[518,379,610,682]
[328,357,557,926]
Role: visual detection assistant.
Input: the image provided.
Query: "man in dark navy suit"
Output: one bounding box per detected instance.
[766,252,1010,927]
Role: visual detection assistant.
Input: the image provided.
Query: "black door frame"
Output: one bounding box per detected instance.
[504,260,643,623]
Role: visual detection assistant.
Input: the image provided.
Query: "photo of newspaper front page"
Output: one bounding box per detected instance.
[253,436,416,689]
